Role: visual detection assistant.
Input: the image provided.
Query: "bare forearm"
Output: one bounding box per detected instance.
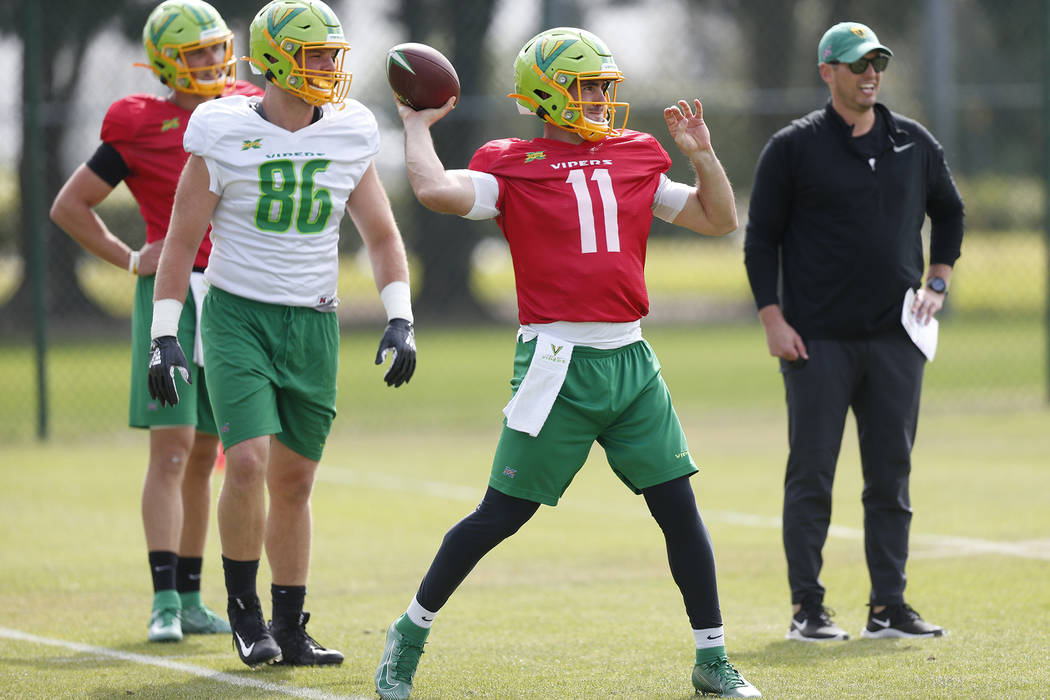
[689,147,737,234]
[153,234,197,302]
[52,203,135,270]
[402,120,473,215]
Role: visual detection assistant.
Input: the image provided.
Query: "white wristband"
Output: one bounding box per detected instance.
[379,280,413,323]
[127,250,140,275]
[151,298,184,339]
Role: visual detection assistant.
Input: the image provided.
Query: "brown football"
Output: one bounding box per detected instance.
[386,42,460,110]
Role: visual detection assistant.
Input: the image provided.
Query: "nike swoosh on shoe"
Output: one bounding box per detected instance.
[235,632,256,657]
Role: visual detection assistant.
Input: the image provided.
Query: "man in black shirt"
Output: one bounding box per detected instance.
[744,21,964,642]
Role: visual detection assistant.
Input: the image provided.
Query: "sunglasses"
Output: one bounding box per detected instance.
[829,54,890,74]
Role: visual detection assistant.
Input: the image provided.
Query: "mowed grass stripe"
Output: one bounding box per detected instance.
[318,466,1050,561]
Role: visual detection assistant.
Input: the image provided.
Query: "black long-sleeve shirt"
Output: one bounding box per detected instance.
[743,101,964,340]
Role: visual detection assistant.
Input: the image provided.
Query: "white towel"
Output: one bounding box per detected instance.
[189,271,208,368]
[502,332,574,437]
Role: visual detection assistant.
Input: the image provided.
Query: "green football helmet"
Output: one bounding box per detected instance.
[510,27,629,142]
[141,0,235,97]
[248,0,352,107]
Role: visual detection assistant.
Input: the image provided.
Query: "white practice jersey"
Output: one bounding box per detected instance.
[185,94,380,308]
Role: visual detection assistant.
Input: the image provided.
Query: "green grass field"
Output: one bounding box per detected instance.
[1,325,1049,699]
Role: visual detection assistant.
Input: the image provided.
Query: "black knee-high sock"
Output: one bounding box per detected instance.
[149,551,178,593]
[643,475,722,629]
[416,487,540,612]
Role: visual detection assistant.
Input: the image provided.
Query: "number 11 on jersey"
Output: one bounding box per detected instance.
[566,168,620,254]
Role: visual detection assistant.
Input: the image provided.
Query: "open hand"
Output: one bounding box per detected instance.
[664,99,712,157]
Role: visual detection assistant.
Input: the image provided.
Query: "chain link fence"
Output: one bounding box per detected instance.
[1,0,1046,441]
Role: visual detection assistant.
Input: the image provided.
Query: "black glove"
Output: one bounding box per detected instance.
[147,335,191,407]
[375,318,416,387]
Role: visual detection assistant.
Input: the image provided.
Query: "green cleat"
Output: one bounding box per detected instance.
[692,655,761,698]
[148,590,183,643]
[180,592,231,634]
[375,615,429,700]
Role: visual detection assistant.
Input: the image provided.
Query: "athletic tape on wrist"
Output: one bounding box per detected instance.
[127,250,140,276]
[151,298,183,339]
[380,280,413,323]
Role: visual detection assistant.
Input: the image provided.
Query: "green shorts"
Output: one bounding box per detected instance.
[201,286,338,461]
[490,337,697,506]
[129,274,216,433]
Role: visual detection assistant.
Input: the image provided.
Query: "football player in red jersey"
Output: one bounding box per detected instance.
[49,0,261,643]
[374,27,760,700]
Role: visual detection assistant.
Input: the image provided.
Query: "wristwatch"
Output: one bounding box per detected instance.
[925,277,948,294]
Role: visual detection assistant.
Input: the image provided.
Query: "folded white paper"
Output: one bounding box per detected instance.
[901,287,938,361]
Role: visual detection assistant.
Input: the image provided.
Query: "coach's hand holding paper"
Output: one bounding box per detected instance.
[902,288,938,361]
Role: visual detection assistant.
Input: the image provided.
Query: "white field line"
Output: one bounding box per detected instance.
[320,466,1050,561]
[0,627,368,700]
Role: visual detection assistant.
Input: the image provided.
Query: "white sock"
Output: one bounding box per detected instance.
[694,626,726,649]
[406,597,437,629]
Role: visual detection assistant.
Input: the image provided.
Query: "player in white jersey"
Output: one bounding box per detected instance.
[148,0,416,668]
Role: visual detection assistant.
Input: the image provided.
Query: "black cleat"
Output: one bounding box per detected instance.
[228,595,282,668]
[270,612,344,666]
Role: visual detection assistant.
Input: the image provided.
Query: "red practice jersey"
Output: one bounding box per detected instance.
[99,81,261,269]
[469,129,671,324]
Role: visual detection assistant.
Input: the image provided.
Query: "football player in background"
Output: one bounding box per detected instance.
[50,0,260,644]
[147,0,416,668]
[375,27,760,699]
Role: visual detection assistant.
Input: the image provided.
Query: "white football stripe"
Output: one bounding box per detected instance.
[0,627,367,700]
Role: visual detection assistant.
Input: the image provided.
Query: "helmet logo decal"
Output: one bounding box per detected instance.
[524,151,546,163]
[149,15,178,48]
[533,39,574,73]
[267,7,306,37]
[161,118,180,132]
[184,5,216,28]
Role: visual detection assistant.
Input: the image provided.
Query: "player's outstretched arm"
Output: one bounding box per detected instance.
[396,97,475,216]
[663,99,738,237]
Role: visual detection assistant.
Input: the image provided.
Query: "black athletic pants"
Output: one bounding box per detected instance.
[416,476,722,629]
[780,329,925,607]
